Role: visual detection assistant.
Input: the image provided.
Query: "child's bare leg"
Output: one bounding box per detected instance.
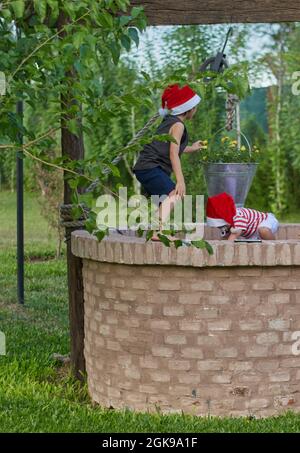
[159,190,180,224]
[258,227,275,240]
[152,190,180,240]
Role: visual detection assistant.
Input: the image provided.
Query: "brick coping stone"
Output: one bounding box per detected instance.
[71,225,300,267]
[71,225,300,417]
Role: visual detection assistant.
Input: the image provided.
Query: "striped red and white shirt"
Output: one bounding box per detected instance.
[232,208,268,238]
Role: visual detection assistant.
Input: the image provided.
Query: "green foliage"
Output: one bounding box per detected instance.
[0,0,147,148]
[191,240,214,255]
[199,134,261,163]
[214,63,250,99]
[1,13,300,230]
[256,23,300,216]
[11,1,25,19]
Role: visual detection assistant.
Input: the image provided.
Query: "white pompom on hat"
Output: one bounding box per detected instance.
[158,107,170,117]
[159,84,201,117]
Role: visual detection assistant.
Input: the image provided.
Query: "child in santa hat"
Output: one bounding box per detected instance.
[133,84,206,240]
[206,192,279,240]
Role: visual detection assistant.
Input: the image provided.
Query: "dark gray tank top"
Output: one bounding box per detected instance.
[133,115,188,176]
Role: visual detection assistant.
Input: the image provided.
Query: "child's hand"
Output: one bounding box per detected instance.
[227,230,243,241]
[190,140,208,152]
[175,180,186,198]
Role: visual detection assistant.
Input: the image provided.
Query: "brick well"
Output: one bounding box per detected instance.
[71,225,300,417]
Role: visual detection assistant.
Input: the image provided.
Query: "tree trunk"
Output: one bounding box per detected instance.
[57,11,86,381]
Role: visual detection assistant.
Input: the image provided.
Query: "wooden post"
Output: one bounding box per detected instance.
[57,11,86,381]
[61,126,86,381]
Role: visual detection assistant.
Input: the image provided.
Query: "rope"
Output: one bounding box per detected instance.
[225,93,239,131]
[59,203,91,243]
[84,112,160,193]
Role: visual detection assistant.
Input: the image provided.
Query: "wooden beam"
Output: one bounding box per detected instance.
[132,1,300,25]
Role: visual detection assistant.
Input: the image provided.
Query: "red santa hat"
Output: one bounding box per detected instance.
[206,192,237,227]
[159,84,201,117]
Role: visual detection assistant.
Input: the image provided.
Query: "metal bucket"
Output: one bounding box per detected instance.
[203,163,258,207]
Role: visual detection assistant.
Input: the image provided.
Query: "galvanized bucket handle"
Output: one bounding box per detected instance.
[210,126,252,156]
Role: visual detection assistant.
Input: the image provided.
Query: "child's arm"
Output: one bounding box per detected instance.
[227,229,243,241]
[169,122,186,198]
[184,141,206,153]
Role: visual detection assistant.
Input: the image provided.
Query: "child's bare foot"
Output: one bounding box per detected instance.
[151,232,180,242]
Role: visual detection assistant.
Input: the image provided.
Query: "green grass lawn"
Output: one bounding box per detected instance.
[0,190,300,432]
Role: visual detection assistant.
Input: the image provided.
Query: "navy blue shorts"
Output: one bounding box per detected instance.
[134,166,175,197]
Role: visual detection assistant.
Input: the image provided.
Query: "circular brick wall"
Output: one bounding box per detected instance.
[72,227,300,417]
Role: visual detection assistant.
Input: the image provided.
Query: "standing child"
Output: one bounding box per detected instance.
[133,84,205,240]
[206,192,279,240]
